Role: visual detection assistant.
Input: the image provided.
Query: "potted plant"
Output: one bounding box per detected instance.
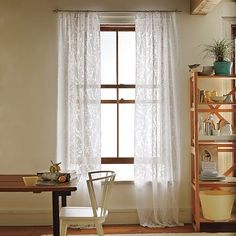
[203,39,234,75]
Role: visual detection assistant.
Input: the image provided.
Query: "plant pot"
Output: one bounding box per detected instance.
[214,61,233,76]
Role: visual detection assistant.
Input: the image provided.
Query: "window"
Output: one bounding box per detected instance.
[100,25,135,168]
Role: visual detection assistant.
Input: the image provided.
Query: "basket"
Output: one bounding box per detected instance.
[23,176,38,186]
[199,190,235,221]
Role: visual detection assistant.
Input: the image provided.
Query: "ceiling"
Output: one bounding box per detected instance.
[191,0,223,15]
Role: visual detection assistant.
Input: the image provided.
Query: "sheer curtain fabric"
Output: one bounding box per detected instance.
[57,12,101,197]
[134,12,182,227]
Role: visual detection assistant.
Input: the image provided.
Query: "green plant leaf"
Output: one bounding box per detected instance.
[202,39,234,62]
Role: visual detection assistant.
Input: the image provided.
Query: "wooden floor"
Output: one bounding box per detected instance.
[0,224,194,236]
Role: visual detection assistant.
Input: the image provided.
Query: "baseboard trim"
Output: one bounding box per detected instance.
[0,208,51,225]
[0,208,192,225]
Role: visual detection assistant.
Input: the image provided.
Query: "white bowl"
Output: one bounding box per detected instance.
[41,172,58,181]
[211,96,226,102]
[23,176,38,186]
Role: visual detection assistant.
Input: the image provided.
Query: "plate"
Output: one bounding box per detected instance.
[200,175,226,181]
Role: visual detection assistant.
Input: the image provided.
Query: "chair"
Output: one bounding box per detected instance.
[60,170,116,236]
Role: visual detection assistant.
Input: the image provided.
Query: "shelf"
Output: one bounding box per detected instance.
[200,213,236,223]
[199,180,236,187]
[190,72,236,232]
[198,102,236,105]
[191,177,236,187]
[196,138,236,146]
[199,135,236,141]
[197,74,236,80]
[197,141,235,144]
[197,143,236,152]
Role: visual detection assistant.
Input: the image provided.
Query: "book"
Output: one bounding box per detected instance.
[37,170,77,183]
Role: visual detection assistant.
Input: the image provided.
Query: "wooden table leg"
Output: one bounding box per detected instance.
[52,192,60,236]
[52,191,72,236]
[61,194,67,207]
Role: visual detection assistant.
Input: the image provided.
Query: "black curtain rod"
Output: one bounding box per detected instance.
[53,9,182,13]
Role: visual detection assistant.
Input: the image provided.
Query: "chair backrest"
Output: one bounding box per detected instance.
[86,170,116,218]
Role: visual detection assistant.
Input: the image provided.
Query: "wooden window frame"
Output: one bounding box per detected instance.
[101,25,135,164]
[232,24,236,74]
[231,25,236,175]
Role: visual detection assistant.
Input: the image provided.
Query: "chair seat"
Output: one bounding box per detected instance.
[60,206,108,222]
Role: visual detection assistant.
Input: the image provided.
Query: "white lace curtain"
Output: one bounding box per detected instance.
[134,12,182,227]
[57,10,182,223]
[57,12,101,191]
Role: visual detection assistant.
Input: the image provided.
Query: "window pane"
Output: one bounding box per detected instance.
[119,89,135,100]
[101,104,117,157]
[119,104,134,157]
[101,32,116,84]
[101,164,134,181]
[101,89,117,100]
[118,32,135,84]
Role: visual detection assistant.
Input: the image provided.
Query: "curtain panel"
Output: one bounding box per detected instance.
[57,12,101,190]
[134,12,182,227]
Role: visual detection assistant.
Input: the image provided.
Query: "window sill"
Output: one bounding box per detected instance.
[113,180,134,184]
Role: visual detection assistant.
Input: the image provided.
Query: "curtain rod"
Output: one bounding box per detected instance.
[53,9,182,13]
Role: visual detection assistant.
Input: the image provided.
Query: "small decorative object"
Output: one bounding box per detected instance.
[212,129,220,136]
[202,39,234,75]
[211,90,217,97]
[218,118,228,130]
[204,91,212,103]
[199,90,205,103]
[205,114,215,135]
[223,94,232,103]
[37,169,77,184]
[220,123,233,136]
[188,64,202,72]
[199,66,214,75]
[49,160,61,173]
[23,176,38,186]
[211,95,226,103]
[199,113,206,135]
[39,172,71,182]
[199,145,218,174]
[58,175,67,183]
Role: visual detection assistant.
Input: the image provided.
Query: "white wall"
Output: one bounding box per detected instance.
[0,0,235,226]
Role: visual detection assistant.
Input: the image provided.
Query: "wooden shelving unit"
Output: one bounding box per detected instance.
[190,72,236,232]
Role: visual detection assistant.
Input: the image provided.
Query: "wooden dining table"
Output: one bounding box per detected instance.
[0,175,78,236]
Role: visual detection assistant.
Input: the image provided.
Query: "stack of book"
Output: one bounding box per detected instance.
[37,170,77,184]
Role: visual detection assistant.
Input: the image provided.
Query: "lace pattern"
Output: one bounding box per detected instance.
[57,12,101,178]
[134,12,182,227]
